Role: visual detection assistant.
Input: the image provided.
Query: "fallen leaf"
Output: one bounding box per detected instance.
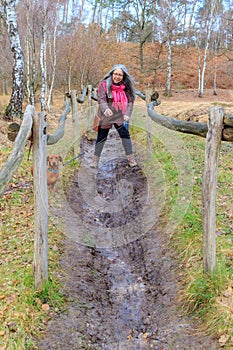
[219,334,229,347]
[223,286,232,298]
[42,304,50,311]
[0,331,4,336]
[7,322,17,332]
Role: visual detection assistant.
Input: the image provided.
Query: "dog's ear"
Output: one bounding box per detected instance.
[59,156,63,164]
[47,156,50,164]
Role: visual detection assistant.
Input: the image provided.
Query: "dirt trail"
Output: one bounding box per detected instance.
[37,130,220,350]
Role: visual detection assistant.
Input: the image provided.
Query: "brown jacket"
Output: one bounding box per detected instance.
[97,81,135,128]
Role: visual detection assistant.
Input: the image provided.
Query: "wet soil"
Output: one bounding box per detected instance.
[37,130,220,350]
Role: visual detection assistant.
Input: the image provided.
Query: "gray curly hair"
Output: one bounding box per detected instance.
[101,64,135,99]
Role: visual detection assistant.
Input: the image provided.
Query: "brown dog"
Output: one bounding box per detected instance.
[47,154,63,190]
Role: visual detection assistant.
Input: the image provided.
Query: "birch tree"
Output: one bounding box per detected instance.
[0,0,24,118]
[0,21,12,95]
[39,2,47,112]
[23,0,38,105]
[196,0,222,97]
[47,0,60,112]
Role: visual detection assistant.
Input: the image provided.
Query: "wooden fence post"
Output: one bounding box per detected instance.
[70,90,80,156]
[33,111,48,290]
[92,87,97,127]
[146,89,153,157]
[87,84,92,129]
[202,106,224,274]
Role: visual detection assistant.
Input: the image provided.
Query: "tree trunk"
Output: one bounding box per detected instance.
[31,35,36,106]
[47,2,59,112]
[26,34,31,104]
[165,40,172,96]
[213,36,219,96]
[198,47,201,96]
[199,42,209,97]
[197,0,216,97]
[40,23,47,111]
[25,0,34,105]
[3,0,24,119]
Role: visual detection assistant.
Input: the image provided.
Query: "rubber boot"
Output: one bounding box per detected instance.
[127,154,137,167]
[90,155,99,169]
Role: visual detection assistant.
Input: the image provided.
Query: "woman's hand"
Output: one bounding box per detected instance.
[104,108,113,117]
[123,115,130,122]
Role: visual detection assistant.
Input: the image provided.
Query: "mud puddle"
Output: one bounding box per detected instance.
[37,130,220,349]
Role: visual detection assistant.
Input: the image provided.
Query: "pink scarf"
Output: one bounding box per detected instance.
[111,83,128,114]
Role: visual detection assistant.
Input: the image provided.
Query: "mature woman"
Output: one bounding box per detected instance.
[91,64,137,168]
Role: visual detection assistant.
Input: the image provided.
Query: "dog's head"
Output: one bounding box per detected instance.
[47,154,63,168]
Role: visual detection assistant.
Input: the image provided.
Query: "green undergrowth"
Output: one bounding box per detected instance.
[131,110,233,348]
[0,151,66,350]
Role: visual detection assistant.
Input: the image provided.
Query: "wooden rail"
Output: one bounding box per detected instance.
[0,105,34,196]
[0,100,72,290]
[147,98,232,274]
[148,100,233,142]
[47,99,71,145]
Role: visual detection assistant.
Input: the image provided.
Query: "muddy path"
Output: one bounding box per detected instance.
[37,130,220,349]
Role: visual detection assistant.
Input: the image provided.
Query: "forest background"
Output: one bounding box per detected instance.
[0,0,233,116]
[0,0,233,349]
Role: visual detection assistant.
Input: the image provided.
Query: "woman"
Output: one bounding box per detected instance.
[91,64,137,168]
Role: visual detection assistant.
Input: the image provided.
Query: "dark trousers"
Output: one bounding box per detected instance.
[94,123,133,157]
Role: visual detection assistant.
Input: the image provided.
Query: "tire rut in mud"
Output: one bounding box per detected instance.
[37,132,220,350]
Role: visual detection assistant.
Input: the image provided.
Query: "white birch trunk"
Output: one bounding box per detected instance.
[213,49,217,95]
[3,0,24,118]
[198,47,201,94]
[40,23,47,111]
[198,0,216,97]
[26,36,31,104]
[68,66,72,93]
[31,44,36,106]
[199,42,209,97]
[47,0,60,112]
[25,0,32,104]
[165,40,172,96]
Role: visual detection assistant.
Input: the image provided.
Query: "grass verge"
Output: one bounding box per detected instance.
[0,149,65,350]
[175,135,233,349]
[131,109,233,349]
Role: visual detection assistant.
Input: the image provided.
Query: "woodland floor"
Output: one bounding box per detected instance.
[1,88,232,350]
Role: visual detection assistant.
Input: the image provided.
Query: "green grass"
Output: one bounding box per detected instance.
[1,108,233,348]
[0,155,65,350]
[132,107,233,348]
[212,101,233,108]
[172,136,233,348]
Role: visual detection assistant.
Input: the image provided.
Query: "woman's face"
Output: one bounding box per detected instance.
[112,68,124,84]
